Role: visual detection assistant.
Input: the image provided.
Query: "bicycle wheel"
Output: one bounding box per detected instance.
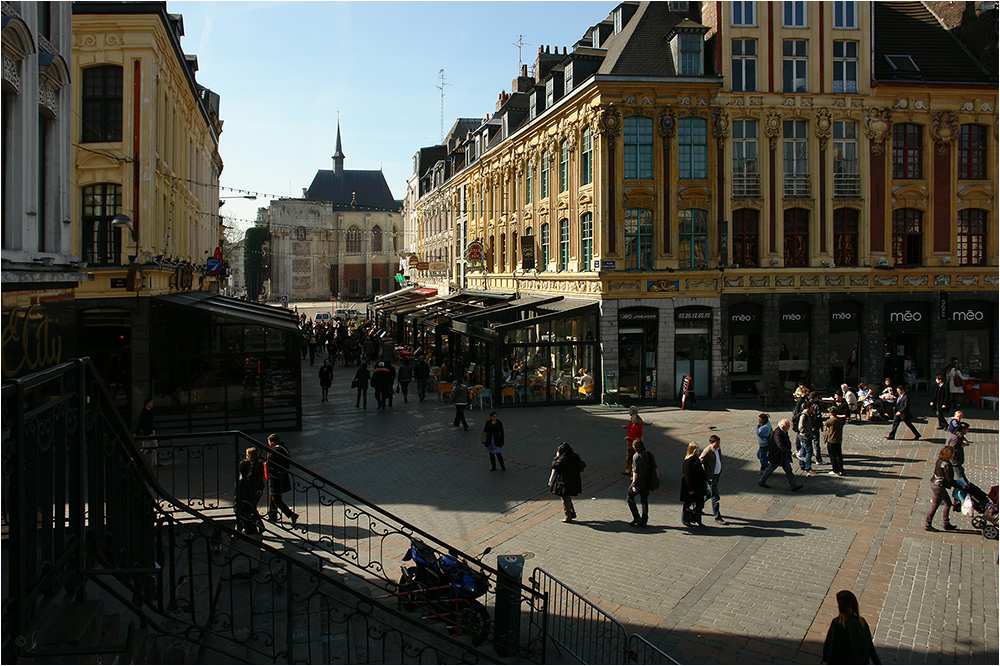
[396,571,425,612]
[457,604,491,647]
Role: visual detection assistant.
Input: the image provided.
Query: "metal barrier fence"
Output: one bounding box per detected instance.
[2,359,505,664]
[529,567,678,665]
[144,431,548,663]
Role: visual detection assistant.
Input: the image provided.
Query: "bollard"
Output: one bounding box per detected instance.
[493,554,525,657]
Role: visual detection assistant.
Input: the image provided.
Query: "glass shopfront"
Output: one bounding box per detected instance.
[675,307,712,399]
[728,302,762,395]
[829,301,862,387]
[883,301,930,387]
[779,301,811,385]
[946,300,995,379]
[150,294,302,433]
[618,308,658,401]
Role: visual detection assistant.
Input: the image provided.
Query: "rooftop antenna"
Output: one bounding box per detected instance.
[437,69,452,143]
[512,34,530,68]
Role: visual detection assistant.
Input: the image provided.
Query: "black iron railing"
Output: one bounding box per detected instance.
[144,431,549,662]
[2,359,508,664]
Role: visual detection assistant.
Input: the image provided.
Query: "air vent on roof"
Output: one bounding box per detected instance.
[884,55,921,79]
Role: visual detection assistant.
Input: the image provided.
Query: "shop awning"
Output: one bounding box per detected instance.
[494,297,601,332]
[154,292,301,332]
[370,285,438,312]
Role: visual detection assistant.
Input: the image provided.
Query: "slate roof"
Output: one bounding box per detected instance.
[305,170,399,212]
[873,1,993,83]
[599,2,705,77]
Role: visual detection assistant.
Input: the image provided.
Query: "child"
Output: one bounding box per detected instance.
[234,460,264,536]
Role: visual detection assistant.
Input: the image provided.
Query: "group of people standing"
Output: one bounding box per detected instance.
[233,433,298,536]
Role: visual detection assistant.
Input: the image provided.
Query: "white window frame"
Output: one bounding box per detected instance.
[677,33,703,76]
[833,0,857,29]
[782,39,808,93]
[832,40,858,93]
[732,0,756,26]
[783,0,806,27]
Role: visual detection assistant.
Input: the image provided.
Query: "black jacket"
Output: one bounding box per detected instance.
[680,455,708,502]
[266,443,292,494]
[822,616,880,664]
[550,449,585,497]
[353,366,371,389]
[932,382,949,410]
[482,418,505,448]
[895,392,913,419]
[769,428,793,465]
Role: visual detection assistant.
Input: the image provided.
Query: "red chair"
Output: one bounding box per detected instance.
[978,382,998,410]
[964,379,981,407]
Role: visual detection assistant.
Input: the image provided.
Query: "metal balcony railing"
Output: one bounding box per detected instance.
[834,171,861,198]
[783,173,811,198]
[732,172,761,198]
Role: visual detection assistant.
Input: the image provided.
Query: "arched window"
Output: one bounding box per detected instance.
[783,208,809,267]
[345,225,362,254]
[624,116,653,179]
[580,212,594,269]
[624,208,653,270]
[833,209,859,266]
[678,209,708,269]
[81,65,123,143]
[558,218,570,271]
[541,222,550,269]
[732,209,759,267]
[371,225,383,252]
[81,183,123,265]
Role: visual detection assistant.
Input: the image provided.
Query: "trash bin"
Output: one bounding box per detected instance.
[493,554,525,657]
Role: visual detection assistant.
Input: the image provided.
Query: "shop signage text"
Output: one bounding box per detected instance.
[676,310,712,321]
[521,237,535,270]
[465,241,485,267]
[2,305,63,379]
[731,313,757,323]
[620,311,657,321]
[889,310,923,323]
[951,308,985,322]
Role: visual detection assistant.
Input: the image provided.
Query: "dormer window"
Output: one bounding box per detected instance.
[669,1,689,10]
[613,7,623,34]
[564,61,574,94]
[669,26,707,76]
[591,27,601,47]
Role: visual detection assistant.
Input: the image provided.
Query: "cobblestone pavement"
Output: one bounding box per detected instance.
[289,354,998,664]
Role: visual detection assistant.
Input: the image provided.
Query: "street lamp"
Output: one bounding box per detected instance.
[219,195,257,206]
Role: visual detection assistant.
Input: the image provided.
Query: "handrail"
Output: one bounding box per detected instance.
[143,430,548,661]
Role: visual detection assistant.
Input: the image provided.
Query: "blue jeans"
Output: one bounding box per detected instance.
[812,435,824,464]
[757,447,769,473]
[708,473,722,519]
[760,456,800,489]
[796,435,812,471]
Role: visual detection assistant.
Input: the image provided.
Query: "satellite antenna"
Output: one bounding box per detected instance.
[437,69,452,143]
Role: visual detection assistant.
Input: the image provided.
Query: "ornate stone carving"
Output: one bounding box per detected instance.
[724,276,745,288]
[984,274,999,286]
[686,279,718,290]
[731,198,764,208]
[961,101,974,112]
[728,97,745,106]
[750,276,770,287]
[850,275,869,287]
[764,111,782,150]
[814,108,832,150]
[748,97,763,106]
[825,276,845,287]
[903,275,928,286]
[934,275,951,286]
[776,276,795,287]
[3,53,19,93]
[800,276,820,287]
[608,280,640,291]
[874,275,898,286]
[594,104,621,137]
[836,199,865,209]
[833,98,845,107]
[930,110,959,155]
[981,102,994,112]
[657,108,677,138]
[956,275,980,286]
[783,199,814,210]
[712,107,730,139]
[864,108,892,154]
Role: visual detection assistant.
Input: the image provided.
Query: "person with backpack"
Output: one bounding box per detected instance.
[755,413,773,475]
[627,438,658,528]
[758,419,803,491]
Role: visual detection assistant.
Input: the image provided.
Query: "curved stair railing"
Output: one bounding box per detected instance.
[144,430,549,663]
[1,359,508,664]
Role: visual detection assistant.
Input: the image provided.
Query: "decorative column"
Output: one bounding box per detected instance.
[712,107,730,262]
[658,108,677,254]
[815,108,832,254]
[864,108,892,253]
[594,104,621,254]
[930,110,958,254]
[764,110,782,255]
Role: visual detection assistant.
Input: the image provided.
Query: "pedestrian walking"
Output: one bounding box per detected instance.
[796,403,819,475]
[886,385,920,440]
[133,397,161,467]
[452,379,470,430]
[318,359,333,402]
[621,406,643,475]
[758,419,803,491]
[264,434,298,526]
[385,360,397,407]
[680,443,707,528]
[924,446,958,532]
[413,356,431,401]
[755,413,773,475]
[397,358,412,402]
[930,375,950,429]
[699,434,726,524]
[245,447,266,510]
[627,438,658,528]
[822,590,881,664]
[549,442,585,522]
[946,421,971,506]
[308,332,317,365]
[234,460,264,536]
[371,361,391,410]
[353,363,370,409]
[947,410,965,433]
[482,411,505,470]
[825,412,846,476]
[946,358,968,408]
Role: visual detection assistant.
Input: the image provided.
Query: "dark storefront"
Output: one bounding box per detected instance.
[829,300,862,387]
[675,307,713,399]
[728,301,763,395]
[779,301,811,385]
[946,300,996,380]
[882,301,931,387]
[150,293,302,433]
[618,308,658,402]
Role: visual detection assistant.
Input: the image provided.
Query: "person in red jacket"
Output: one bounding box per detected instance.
[621,406,643,475]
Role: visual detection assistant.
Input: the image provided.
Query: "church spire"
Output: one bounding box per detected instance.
[332,120,345,177]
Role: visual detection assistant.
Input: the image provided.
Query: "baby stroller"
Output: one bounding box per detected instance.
[958,482,998,540]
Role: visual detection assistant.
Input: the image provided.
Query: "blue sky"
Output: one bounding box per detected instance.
[170,0,618,231]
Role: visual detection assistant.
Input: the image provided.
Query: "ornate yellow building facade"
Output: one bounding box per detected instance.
[418,1,997,402]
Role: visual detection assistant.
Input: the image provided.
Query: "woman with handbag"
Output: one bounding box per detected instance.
[482,411,505,471]
[549,442,585,522]
[680,443,708,528]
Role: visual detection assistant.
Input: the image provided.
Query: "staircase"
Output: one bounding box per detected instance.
[2,359,532,664]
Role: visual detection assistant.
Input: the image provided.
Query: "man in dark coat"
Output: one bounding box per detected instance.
[758,419,804,491]
[930,375,950,430]
[134,397,160,467]
[413,356,431,401]
[371,361,392,410]
[265,434,298,525]
[700,435,727,524]
[549,442,585,523]
[886,385,920,440]
[627,439,658,528]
